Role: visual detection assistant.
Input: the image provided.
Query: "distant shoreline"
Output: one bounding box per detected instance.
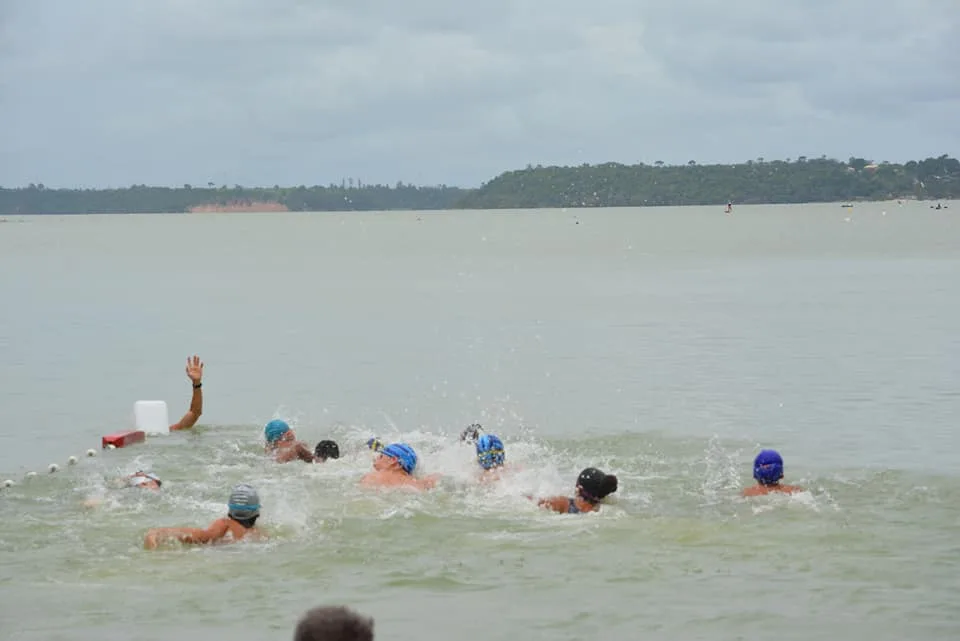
[188,201,289,213]
[2,155,958,215]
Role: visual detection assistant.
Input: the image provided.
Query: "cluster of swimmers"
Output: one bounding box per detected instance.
[120,357,803,550]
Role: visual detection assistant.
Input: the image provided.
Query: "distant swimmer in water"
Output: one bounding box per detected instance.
[264,419,315,463]
[475,433,506,481]
[169,355,204,431]
[532,467,618,514]
[460,423,483,443]
[314,440,341,462]
[143,483,266,549]
[125,470,162,490]
[742,449,804,496]
[82,470,162,507]
[360,442,439,490]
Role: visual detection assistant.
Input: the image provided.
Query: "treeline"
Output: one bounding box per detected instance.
[458,155,960,209]
[1,155,957,215]
[0,181,467,215]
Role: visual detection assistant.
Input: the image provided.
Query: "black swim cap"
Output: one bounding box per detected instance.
[460,423,483,442]
[314,440,340,461]
[577,467,618,502]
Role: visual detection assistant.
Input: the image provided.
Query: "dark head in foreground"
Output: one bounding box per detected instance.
[294,605,375,641]
[576,467,618,504]
[532,467,618,514]
[314,440,341,462]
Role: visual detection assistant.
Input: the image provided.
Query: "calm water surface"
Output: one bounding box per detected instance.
[1,202,959,640]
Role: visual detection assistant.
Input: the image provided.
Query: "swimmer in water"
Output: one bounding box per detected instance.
[82,470,162,507]
[125,470,162,490]
[742,449,804,496]
[169,355,205,431]
[314,439,340,462]
[360,442,439,490]
[475,433,506,481]
[264,419,315,463]
[460,423,483,443]
[533,467,618,514]
[143,483,265,549]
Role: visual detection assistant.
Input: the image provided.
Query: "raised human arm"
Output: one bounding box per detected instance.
[170,355,203,431]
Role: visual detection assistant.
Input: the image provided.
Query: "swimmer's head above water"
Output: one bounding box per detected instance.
[314,440,340,462]
[576,467,618,504]
[753,449,784,486]
[227,483,261,528]
[126,471,161,490]
[460,423,483,443]
[264,419,294,447]
[475,433,505,470]
[374,443,418,475]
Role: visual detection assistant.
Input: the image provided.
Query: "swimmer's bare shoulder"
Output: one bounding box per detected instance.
[742,484,804,497]
[222,519,267,543]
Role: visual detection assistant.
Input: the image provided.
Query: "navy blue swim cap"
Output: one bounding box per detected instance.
[381,443,417,474]
[753,449,784,485]
[366,437,384,452]
[475,434,505,470]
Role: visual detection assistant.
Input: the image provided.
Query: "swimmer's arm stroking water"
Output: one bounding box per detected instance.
[170,355,204,431]
[274,442,315,463]
[143,519,230,549]
[416,474,440,490]
[534,496,574,514]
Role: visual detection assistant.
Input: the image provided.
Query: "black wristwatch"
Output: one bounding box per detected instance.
[193,382,202,389]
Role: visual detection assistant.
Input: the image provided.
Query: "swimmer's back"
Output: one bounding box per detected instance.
[742,484,803,497]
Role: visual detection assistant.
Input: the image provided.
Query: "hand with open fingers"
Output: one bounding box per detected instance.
[185,355,204,383]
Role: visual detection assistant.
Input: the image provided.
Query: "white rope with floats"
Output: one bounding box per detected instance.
[1,401,169,489]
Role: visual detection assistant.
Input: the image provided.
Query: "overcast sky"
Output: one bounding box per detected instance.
[1,0,958,188]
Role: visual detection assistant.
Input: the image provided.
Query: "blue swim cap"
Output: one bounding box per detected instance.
[475,434,505,470]
[264,419,290,443]
[753,449,784,485]
[380,442,417,474]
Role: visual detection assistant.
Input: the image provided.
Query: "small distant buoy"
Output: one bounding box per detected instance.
[106,444,116,450]
[48,463,59,473]
[25,471,37,478]
[86,449,96,457]
[3,480,13,488]
[68,456,78,465]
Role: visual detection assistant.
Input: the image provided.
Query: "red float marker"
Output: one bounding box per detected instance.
[102,430,146,449]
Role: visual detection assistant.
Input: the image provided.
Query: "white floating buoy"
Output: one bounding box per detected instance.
[3,480,13,488]
[25,471,37,478]
[68,456,78,465]
[86,449,97,457]
[106,444,116,450]
[48,463,59,473]
[134,400,170,436]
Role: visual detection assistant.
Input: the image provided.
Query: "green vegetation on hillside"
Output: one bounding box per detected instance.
[1,155,957,215]
[458,155,960,209]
